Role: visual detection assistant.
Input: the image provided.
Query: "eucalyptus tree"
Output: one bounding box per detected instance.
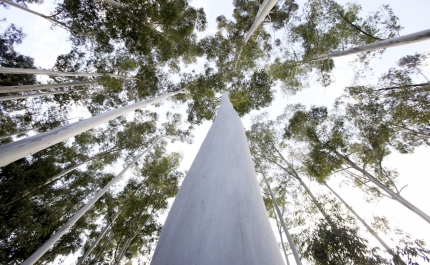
[0,89,183,167]
[0,142,115,264]
[283,104,430,224]
[79,143,183,264]
[268,0,402,90]
[48,0,207,61]
[337,53,430,154]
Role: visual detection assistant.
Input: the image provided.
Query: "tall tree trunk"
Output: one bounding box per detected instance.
[0,67,137,80]
[103,0,124,9]
[150,93,284,265]
[77,210,122,265]
[262,172,302,265]
[0,90,182,167]
[306,29,430,63]
[4,147,119,206]
[0,81,97,93]
[274,214,291,265]
[21,141,158,265]
[323,181,406,265]
[244,0,278,44]
[0,90,77,101]
[337,153,430,224]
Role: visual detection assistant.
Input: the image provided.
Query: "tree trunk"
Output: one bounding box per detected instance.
[306,29,430,63]
[103,0,124,9]
[21,142,157,265]
[275,214,291,265]
[0,90,182,167]
[262,172,302,265]
[150,93,284,265]
[0,67,137,80]
[77,210,122,265]
[0,90,76,101]
[323,181,406,265]
[244,0,278,44]
[337,153,430,224]
[0,81,97,93]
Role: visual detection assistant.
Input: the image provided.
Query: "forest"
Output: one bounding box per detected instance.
[0,0,430,264]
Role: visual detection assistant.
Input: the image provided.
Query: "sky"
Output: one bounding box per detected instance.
[2,0,430,264]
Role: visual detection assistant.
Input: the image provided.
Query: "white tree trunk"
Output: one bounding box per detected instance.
[0,81,97,94]
[0,90,76,101]
[103,0,124,8]
[244,0,279,44]
[262,173,302,265]
[275,215,291,265]
[0,91,182,167]
[307,29,430,62]
[21,142,157,265]
[150,93,284,265]
[77,210,122,265]
[0,67,137,80]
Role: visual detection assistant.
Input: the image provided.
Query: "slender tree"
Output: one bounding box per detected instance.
[0,90,183,167]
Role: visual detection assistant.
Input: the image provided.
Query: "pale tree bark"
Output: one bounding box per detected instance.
[21,141,158,265]
[307,29,430,63]
[0,81,98,94]
[274,213,291,265]
[77,210,122,265]
[0,90,182,167]
[0,90,77,101]
[323,182,406,265]
[113,213,153,265]
[336,153,430,224]
[4,147,119,206]
[0,67,137,80]
[244,0,279,44]
[102,0,124,9]
[262,172,302,265]
[151,93,284,265]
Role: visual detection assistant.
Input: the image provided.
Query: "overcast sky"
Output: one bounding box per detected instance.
[2,0,430,264]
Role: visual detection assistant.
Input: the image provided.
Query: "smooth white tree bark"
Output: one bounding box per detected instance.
[262,172,302,265]
[0,81,97,94]
[151,93,284,265]
[77,210,122,265]
[307,29,430,62]
[103,0,124,9]
[0,90,182,167]
[0,90,76,101]
[0,67,137,80]
[21,143,156,265]
[244,0,279,44]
